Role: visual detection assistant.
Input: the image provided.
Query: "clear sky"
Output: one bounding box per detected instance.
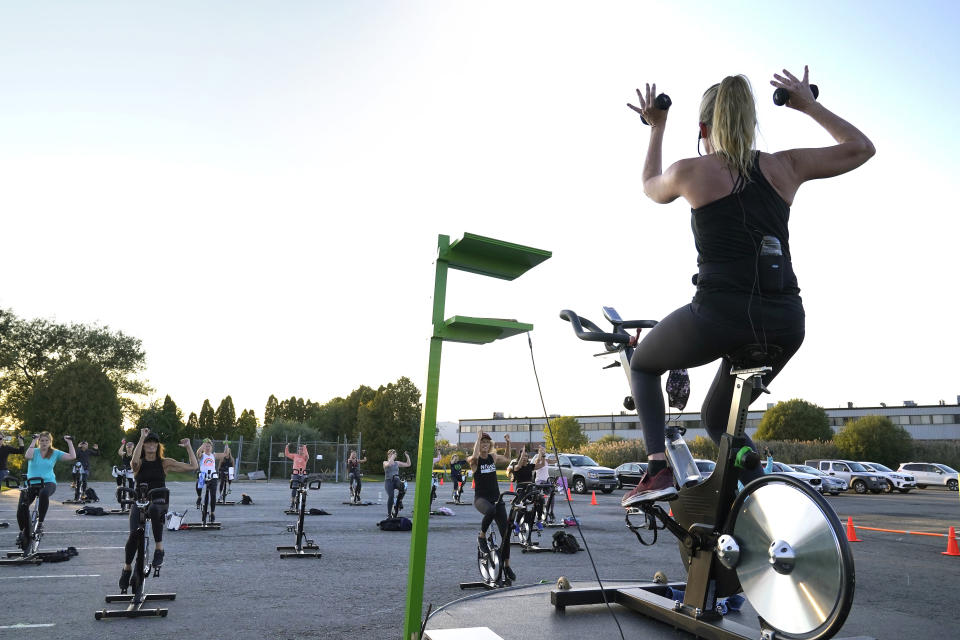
[2,1,958,430]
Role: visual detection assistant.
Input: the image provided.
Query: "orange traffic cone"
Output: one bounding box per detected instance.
[668,507,673,517]
[509,482,514,492]
[590,491,597,505]
[846,517,861,542]
[439,476,444,485]
[471,478,475,489]
[566,487,573,501]
[943,526,960,557]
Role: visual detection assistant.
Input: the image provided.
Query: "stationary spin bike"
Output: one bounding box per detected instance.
[2,475,78,566]
[95,485,174,619]
[552,307,855,640]
[459,490,516,590]
[278,473,323,558]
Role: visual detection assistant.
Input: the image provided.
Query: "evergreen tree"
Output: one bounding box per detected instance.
[236,409,259,441]
[160,395,185,441]
[185,412,200,438]
[214,396,237,439]
[198,399,216,439]
[264,395,279,428]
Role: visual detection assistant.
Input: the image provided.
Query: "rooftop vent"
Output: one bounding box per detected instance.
[903,401,917,407]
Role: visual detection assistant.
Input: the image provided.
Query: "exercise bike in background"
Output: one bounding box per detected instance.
[551,307,855,640]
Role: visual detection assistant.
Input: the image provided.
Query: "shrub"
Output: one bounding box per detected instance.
[834,416,913,468]
[756,399,832,441]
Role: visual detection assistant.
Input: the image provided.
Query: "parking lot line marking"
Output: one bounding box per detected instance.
[0,623,56,629]
[0,574,99,580]
[71,546,125,550]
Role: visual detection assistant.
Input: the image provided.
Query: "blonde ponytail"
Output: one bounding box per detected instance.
[698,75,757,180]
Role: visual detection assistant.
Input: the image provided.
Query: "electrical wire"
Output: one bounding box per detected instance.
[526,332,627,640]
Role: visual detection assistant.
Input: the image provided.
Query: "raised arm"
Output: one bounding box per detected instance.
[467,432,484,472]
[61,435,77,461]
[164,438,200,473]
[117,442,127,457]
[493,434,512,466]
[771,66,875,187]
[627,82,687,204]
[24,435,38,461]
[130,429,148,473]
[397,452,412,468]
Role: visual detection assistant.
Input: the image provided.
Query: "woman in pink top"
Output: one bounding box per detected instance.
[285,443,309,509]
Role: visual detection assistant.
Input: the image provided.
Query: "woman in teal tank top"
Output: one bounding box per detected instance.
[16,431,76,548]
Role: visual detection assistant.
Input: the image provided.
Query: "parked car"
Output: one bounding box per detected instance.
[789,464,848,495]
[897,462,959,491]
[764,461,824,493]
[804,459,886,494]
[693,459,716,478]
[614,462,648,489]
[548,453,618,494]
[858,462,915,493]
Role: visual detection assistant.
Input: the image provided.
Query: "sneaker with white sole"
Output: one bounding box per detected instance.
[621,468,678,507]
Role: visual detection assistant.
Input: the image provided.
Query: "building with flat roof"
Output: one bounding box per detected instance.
[458,400,960,447]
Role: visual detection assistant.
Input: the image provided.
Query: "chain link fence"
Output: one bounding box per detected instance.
[187,435,362,482]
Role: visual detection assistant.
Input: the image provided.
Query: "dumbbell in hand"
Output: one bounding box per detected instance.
[773,84,819,106]
[639,93,672,125]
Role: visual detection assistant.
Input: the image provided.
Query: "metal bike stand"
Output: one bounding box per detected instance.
[180,521,221,530]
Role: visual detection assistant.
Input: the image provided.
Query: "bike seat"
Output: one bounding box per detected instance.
[726,344,784,370]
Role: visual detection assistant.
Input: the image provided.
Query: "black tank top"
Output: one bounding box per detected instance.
[474,454,500,501]
[691,152,800,296]
[513,463,534,484]
[135,456,166,491]
[120,454,133,471]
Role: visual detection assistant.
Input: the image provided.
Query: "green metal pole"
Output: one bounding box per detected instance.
[403,236,449,640]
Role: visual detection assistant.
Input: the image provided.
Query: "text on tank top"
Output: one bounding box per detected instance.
[474,454,499,499]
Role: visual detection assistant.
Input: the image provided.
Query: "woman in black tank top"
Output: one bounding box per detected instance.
[118,429,199,593]
[468,432,517,582]
[621,69,873,506]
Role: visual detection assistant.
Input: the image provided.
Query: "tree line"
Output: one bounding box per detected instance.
[1,308,424,473]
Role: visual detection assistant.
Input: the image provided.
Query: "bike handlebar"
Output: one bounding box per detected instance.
[559,309,657,344]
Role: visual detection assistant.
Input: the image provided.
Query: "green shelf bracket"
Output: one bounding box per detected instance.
[440,232,552,281]
[436,316,534,344]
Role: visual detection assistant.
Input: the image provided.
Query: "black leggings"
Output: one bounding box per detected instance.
[473,496,510,562]
[629,296,804,479]
[17,483,57,531]
[124,502,166,564]
[349,469,362,495]
[385,476,405,516]
[201,477,218,519]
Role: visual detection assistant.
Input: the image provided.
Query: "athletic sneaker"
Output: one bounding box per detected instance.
[15,531,24,550]
[119,568,132,591]
[620,468,678,507]
[503,565,516,582]
[152,549,164,567]
[196,499,201,509]
[478,534,490,555]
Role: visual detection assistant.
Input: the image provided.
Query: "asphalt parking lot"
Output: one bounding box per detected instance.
[1,480,958,639]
